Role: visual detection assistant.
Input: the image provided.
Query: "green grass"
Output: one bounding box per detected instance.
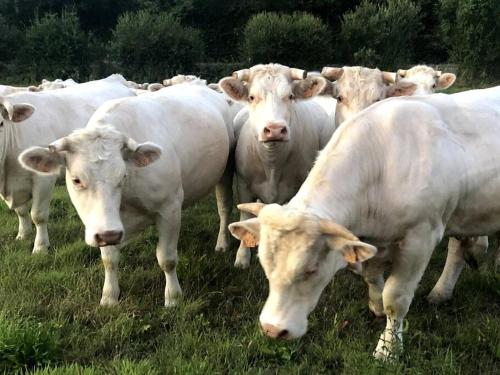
[0,187,499,374]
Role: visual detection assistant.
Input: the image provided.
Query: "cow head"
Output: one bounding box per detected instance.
[396,65,456,95]
[321,66,417,126]
[219,64,327,144]
[229,203,376,340]
[19,125,162,247]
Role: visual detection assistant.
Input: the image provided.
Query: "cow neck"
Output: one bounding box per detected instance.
[256,139,292,196]
[0,121,18,198]
[289,122,375,233]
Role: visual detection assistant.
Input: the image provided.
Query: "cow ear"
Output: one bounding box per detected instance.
[125,141,162,167]
[386,80,417,97]
[219,78,249,103]
[228,218,261,248]
[436,73,456,89]
[11,103,35,122]
[326,236,377,264]
[18,146,64,175]
[293,76,328,99]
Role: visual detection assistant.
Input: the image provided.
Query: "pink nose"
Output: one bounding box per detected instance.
[94,230,123,246]
[261,323,289,339]
[261,123,288,142]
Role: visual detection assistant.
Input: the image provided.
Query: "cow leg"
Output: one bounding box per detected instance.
[234,179,254,268]
[215,157,234,252]
[30,176,56,253]
[156,201,183,307]
[100,245,120,306]
[373,223,441,360]
[14,202,32,240]
[362,259,386,317]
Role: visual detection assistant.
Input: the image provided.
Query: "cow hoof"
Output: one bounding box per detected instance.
[32,246,48,254]
[426,290,451,304]
[100,297,119,307]
[234,259,250,269]
[165,297,181,307]
[214,245,228,252]
[369,301,385,317]
[16,233,30,241]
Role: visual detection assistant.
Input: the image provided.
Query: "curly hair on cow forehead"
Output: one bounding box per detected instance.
[259,204,321,233]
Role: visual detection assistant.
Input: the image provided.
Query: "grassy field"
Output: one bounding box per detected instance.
[0,186,498,374]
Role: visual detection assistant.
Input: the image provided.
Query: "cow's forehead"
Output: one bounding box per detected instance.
[249,71,292,97]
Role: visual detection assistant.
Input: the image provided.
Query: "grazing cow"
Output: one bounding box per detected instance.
[0,74,135,253]
[228,86,500,359]
[321,66,417,126]
[219,64,334,268]
[322,65,479,302]
[396,65,456,95]
[20,84,234,306]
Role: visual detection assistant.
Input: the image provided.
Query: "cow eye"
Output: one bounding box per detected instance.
[336,95,343,102]
[72,177,83,188]
[289,94,295,100]
[432,83,436,89]
[0,121,3,127]
[248,95,255,102]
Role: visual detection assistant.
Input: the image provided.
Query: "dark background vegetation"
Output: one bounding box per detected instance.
[0,0,499,84]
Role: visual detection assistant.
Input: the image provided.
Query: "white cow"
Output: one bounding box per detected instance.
[38,78,78,90]
[396,65,456,95]
[321,66,417,126]
[219,63,335,268]
[322,65,479,302]
[19,84,234,306]
[0,74,135,253]
[228,86,500,359]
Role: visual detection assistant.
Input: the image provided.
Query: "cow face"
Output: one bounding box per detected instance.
[397,65,456,95]
[19,126,161,247]
[219,64,327,144]
[229,203,376,340]
[321,66,417,126]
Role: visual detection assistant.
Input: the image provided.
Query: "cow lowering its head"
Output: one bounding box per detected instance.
[219,64,327,143]
[19,125,162,247]
[396,65,456,95]
[229,203,376,339]
[321,66,417,126]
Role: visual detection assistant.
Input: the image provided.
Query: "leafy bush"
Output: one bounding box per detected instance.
[109,10,204,82]
[19,10,92,81]
[0,314,61,372]
[241,12,333,70]
[338,0,422,69]
[440,0,500,80]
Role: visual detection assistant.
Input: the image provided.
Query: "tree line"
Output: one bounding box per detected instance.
[0,0,498,84]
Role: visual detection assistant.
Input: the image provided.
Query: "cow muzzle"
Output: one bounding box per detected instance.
[260,123,289,142]
[261,322,291,340]
[94,230,123,247]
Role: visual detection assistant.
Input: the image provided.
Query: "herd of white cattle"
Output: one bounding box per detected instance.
[1,63,498,360]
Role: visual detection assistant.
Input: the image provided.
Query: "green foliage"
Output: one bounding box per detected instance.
[109,10,204,82]
[440,0,500,80]
[242,12,333,70]
[19,10,92,81]
[338,0,422,70]
[0,15,21,63]
[0,313,62,372]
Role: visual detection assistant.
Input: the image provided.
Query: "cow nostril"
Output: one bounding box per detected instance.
[280,128,287,134]
[264,127,271,134]
[277,329,289,339]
